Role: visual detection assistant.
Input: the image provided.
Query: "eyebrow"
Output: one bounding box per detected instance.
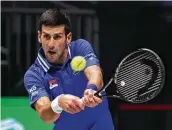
[42,31,63,35]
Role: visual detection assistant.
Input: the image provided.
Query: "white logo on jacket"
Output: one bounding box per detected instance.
[49,79,58,89]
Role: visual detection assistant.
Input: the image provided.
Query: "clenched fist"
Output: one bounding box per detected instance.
[82,89,102,108]
[58,94,85,114]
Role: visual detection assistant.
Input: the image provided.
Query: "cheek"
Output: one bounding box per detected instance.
[41,43,50,54]
[42,43,48,50]
[56,43,66,51]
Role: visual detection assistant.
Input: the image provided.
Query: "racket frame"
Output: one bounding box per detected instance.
[95,48,165,103]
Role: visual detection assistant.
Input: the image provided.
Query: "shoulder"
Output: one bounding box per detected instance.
[24,64,45,82]
[70,39,92,48]
[70,39,94,56]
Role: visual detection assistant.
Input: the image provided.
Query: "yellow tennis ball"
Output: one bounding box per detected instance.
[71,56,86,71]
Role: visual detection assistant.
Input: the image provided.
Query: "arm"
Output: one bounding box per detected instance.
[74,39,103,90]
[24,70,84,123]
[74,39,104,107]
[84,65,103,90]
[82,65,103,107]
[24,70,62,123]
[34,97,60,123]
[34,94,85,123]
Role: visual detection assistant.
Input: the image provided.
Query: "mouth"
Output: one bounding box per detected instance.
[48,50,56,55]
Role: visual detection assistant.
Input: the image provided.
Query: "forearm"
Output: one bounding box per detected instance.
[35,97,60,123]
[87,71,103,89]
[85,65,104,90]
[83,65,103,107]
[39,104,60,123]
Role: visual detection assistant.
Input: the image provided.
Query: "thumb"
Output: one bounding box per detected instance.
[84,89,90,95]
[87,89,95,97]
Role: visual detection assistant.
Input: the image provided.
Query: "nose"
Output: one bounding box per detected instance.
[48,38,55,49]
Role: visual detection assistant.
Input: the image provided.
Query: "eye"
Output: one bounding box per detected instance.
[53,35,61,40]
[43,34,51,40]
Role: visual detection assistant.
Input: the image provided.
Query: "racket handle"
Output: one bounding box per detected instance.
[94,92,102,98]
[94,78,114,98]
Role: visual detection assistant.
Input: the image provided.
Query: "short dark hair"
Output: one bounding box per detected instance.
[39,8,71,35]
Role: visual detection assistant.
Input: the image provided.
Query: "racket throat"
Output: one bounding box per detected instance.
[94,78,114,97]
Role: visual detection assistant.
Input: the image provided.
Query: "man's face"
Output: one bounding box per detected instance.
[38,25,71,65]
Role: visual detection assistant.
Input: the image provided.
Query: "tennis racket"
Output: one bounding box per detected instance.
[94,48,165,103]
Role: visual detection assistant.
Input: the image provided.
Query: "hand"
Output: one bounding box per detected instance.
[58,94,85,114]
[82,89,102,108]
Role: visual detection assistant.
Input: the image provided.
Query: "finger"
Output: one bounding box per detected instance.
[88,101,97,108]
[65,109,74,114]
[76,98,85,110]
[91,103,98,108]
[85,89,95,97]
[73,99,85,111]
[89,97,99,107]
[81,97,86,105]
[68,100,81,113]
[87,89,94,96]
[83,96,92,106]
[88,96,94,102]
[93,96,103,104]
[72,97,85,109]
[87,91,94,102]
[68,106,81,114]
[65,106,76,114]
[86,96,99,107]
[84,96,97,107]
[84,89,90,95]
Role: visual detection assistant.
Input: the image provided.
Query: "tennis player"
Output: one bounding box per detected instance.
[24,8,114,130]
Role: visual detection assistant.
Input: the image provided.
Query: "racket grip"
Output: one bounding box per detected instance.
[94,92,102,98]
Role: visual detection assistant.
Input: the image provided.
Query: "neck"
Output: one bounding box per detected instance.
[61,48,68,64]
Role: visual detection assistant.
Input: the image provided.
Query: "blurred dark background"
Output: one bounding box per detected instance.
[1,1,172,130]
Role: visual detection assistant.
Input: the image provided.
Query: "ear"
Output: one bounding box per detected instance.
[66,32,72,45]
[38,31,41,43]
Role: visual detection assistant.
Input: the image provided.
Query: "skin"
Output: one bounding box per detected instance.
[34,25,103,123]
[38,25,71,65]
[83,65,103,107]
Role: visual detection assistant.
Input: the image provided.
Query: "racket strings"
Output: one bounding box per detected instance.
[118,53,156,73]
[117,70,152,98]
[116,51,164,102]
[119,52,149,67]
[137,59,163,99]
[119,65,156,88]
[126,83,161,100]
[118,65,152,85]
[117,62,153,94]
[117,62,150,78]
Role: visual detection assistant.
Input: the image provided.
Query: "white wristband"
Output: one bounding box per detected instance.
[51,94,64,114]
